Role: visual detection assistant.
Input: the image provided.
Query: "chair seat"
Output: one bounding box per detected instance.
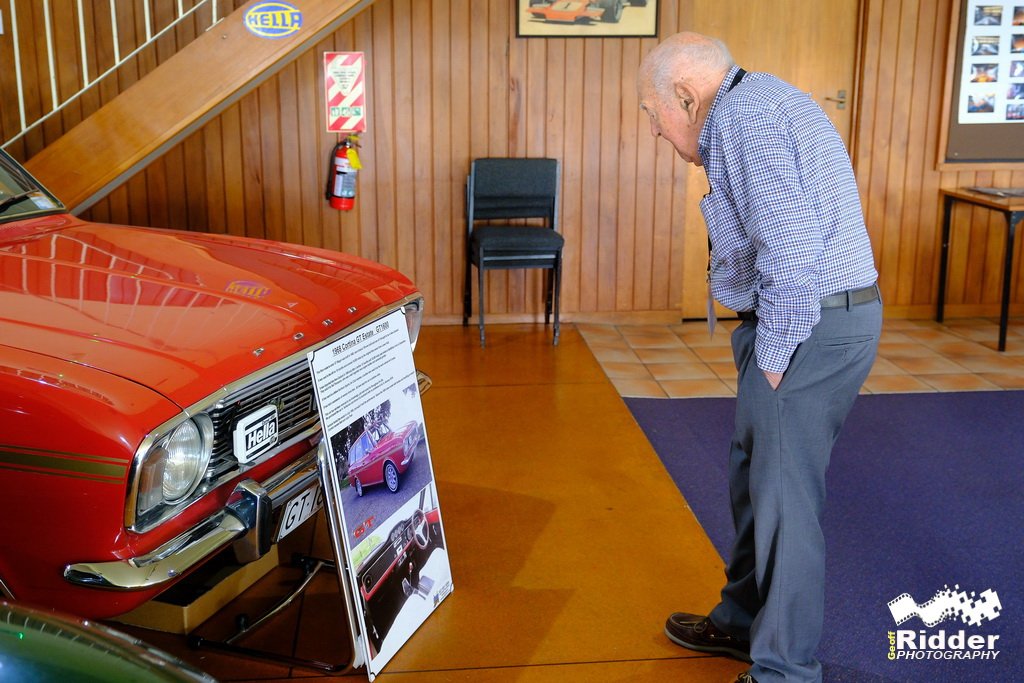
[471,225,565,252]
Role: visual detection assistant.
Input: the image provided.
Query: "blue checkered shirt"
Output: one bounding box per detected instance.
[698,65,878,373]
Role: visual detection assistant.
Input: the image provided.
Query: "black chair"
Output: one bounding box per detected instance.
[462,158,563,347]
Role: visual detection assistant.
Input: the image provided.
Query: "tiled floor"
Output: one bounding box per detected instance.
[578,317,1024,398]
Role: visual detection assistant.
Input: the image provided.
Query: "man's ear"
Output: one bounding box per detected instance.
[673,80,700,124]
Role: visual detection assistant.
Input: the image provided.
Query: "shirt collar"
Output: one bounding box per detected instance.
[698,64,744,166]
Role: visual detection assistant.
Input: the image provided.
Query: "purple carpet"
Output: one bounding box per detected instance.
[626,391,1023,682]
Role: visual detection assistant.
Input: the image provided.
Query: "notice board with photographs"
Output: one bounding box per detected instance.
[308,308,453,680]
[942,1,1024,165]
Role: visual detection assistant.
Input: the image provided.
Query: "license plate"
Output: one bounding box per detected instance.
[277,484,323,541]
[233,405,278,464]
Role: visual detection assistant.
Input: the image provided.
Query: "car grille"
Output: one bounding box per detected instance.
[206,359,318,477]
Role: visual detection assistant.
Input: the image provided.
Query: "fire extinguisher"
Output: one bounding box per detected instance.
[325,135,362,211]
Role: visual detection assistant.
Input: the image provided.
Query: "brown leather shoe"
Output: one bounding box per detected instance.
[664,612,752,663]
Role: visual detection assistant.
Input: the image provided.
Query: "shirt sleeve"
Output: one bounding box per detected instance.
[718,97,823,374]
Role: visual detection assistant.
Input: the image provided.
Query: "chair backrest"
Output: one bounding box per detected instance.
[467,158,559,231]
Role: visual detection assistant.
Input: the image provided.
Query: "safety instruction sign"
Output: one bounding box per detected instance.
[324,51,366,133]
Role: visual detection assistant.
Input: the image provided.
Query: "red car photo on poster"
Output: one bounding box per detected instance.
[348,421,423,496]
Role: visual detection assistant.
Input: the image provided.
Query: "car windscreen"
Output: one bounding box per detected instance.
[0,149,64,222]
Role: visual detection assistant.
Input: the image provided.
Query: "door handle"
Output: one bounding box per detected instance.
[824,90,848,109]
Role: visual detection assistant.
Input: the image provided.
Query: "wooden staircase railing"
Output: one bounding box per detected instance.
[24,0,374,214]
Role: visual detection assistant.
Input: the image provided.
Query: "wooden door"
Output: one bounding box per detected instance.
[690,0,861,145]
[692,0,860,144]
[680,0,863,318]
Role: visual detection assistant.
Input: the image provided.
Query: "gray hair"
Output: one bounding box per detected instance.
[641,32,735,92]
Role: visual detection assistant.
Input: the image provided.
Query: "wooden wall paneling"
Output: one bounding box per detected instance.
[258,78,285,244]
[909,2,947,304]
[76,0,104,128]
[596,39,621,312]
[615,38,639,312]
[368,0,398,272]
[577,39,602,314]
[162,143,189,231]
[411,0,437,312]
[239,94,266,239]
[391,0,417,285]
[560,39,584,315]
[543,37,567,315]
[202,118,228,234]
[292,49,323,250]
[448,0,470,318]
[431,0,454,315]
[52,0,82,134]
[484,1,509,314]
[880,0,920,305]
[632,38,657,312]
[19,0,48,157]
[350,11,377,261]
[183,130,208,233]
[145,152,171,230]
[220,103,247,238]
[0,8,19,147]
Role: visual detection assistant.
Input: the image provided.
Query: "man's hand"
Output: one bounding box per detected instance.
[763,370,784,390]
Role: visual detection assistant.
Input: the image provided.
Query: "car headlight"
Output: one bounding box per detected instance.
[403,297,424,350]
[134,416,214,526]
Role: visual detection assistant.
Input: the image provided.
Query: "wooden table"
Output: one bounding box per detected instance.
[937,188,1024,351]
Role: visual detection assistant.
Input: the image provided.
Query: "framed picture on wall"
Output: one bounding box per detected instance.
[517,0,659,38]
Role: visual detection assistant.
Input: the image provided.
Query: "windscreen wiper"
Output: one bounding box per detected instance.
[0,191,36,213]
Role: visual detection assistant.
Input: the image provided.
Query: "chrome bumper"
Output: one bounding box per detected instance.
[63,446,321,591]
[62,369,431,592]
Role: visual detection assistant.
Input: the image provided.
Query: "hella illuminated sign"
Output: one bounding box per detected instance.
[244,2,303,39]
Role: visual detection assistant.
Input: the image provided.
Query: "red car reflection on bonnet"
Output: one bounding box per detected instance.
[348,421,422,496]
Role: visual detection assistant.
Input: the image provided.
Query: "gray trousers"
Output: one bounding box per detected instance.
[709,298,882,682]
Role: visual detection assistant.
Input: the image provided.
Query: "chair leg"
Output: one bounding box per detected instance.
[477,255,486,348]
[463,257,472,326]
[552,255,562,346]
[544,269,553,326]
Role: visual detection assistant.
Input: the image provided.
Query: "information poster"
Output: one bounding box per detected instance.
[308,309,453,680]
[958,2,1024,123]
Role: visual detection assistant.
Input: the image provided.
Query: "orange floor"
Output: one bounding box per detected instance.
[111,317,1022,682]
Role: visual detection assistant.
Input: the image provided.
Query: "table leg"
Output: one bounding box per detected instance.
[998,210,1023,352]
[937,195,954,323]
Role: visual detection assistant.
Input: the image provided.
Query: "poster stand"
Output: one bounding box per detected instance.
[191,309,451,680]
[187,554,356,674]
[307,308,453,681]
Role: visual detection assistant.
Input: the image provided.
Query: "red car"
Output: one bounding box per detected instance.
[525,0,647,24]
[348,421,422,496]
[0,148,427,619]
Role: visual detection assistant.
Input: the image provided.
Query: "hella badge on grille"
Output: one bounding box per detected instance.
[234,404,279,464]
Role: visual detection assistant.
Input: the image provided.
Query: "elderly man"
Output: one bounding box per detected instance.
[637,32,881,683]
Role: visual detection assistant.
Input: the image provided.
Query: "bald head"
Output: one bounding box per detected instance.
[636,32,735,166]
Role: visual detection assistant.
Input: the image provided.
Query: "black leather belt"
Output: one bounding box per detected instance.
[820,283,880,309]
[735,283,879,320]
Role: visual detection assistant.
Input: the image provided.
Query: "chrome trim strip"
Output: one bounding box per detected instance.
[124,293,423,530]
[66,443,321,591]
[0,575,15,600]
